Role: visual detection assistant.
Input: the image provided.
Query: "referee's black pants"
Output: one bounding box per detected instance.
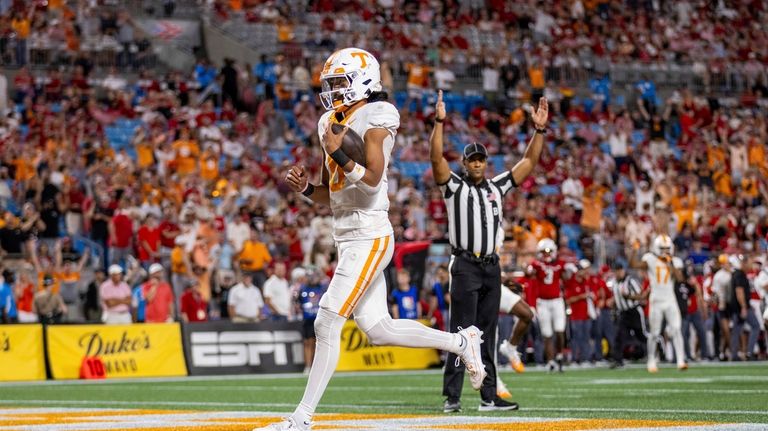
[442,253,501,403]
[612,307,647,364]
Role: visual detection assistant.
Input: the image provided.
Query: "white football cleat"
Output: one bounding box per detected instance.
[499,340,525,373]
[496,375,512,399]
[647,361,659,373]
[252,417,310,431]
[456,326,487,390]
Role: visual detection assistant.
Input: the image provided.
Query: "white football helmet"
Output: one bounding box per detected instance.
[537,238,557,262]
[319,47,382,111]
[651,234,674,257]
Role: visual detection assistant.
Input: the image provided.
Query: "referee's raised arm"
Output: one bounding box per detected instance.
[430,90,452,185]
[510,97,549,185]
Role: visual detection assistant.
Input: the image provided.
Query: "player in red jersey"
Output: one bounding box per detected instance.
[527,238,570,372]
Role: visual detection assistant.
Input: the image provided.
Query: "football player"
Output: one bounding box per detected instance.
[527,238,570,373]
[628,234,688,372]
[497,271,534,374]
[260,48,486,431]
[495,271,534,399]
[749,256,768,353]
[754,257,768,334]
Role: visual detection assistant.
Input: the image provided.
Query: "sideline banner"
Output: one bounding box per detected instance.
[182,321,304,375]
[337,319,441,371]
[0,324,46,381]
[46,323,187,379]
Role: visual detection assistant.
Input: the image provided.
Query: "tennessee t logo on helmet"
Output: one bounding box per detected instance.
[319,48,382,112]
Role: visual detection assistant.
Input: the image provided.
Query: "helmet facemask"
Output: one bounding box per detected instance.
[319,71,361,111]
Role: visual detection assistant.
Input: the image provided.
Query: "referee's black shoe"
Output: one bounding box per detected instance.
[478,397,519,412]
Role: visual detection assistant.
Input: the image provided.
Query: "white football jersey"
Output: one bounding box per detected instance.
[318,101,399,241]
[642,253,683,303]
[754,269,768,303]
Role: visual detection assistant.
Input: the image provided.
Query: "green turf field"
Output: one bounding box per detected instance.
[1,362,766,426]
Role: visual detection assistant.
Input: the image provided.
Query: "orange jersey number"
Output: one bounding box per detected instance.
[327,156,346,192]
[656,264,670,284]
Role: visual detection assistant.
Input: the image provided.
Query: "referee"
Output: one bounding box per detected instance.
[610,261,649,368]
[430,90,548,412]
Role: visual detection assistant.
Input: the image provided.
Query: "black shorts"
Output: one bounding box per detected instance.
[302,317,317,339]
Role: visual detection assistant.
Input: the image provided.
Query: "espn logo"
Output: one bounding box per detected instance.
[190,331,303,367]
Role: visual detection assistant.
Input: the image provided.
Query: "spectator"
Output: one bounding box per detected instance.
[141,263,174,323]
[237,229,272,288]
[108,198,134,269]
[99,264,132,324]
[180,280,208,322]
[565,262,593,364]
[227,273,264,323]
[58,244,90,322]
[299,267,325,374]
[33,274,66,324]
[433,62,456,92]
[14,267,37,323]
[428,265,449,331]
[252,54,277,100]
[0,269,18,323]
[221,57,239,107]
[729,255,761,360]
[10,9,31,66]
[137,213,161,270]
[390,269,419,319]
[263,262,291,321]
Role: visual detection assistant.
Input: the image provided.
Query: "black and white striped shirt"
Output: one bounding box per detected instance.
[613,276,642,312]
[439,171,516,256]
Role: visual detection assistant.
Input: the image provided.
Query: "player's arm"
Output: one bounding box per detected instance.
[390,302,399,319]
[627,246,647,270]
[511,98,548,185]
[670,259,684,282]
[429,90,452,185]
[285,164,330,206]
[322,120,387,196]
[565,288,587,305]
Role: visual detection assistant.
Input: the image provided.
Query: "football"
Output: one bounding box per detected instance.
[331,123,367,167]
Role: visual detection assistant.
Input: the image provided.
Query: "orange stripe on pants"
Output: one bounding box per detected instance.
[339,236,389,317]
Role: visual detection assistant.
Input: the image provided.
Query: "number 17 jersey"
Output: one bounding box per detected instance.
[642,253,683,304]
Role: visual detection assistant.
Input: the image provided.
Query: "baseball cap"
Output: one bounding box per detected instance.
[108,264,124,275]
[463,142,488,160]
[149,263,164,275]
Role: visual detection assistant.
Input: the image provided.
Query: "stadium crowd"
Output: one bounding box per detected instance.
[0,0,157,71]
[0,0,767,367]
[207,0,768,94]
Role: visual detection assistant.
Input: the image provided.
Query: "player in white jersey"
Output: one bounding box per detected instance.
[629,234,688,372]
[257,48,486,431]
[752,257,768,332]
